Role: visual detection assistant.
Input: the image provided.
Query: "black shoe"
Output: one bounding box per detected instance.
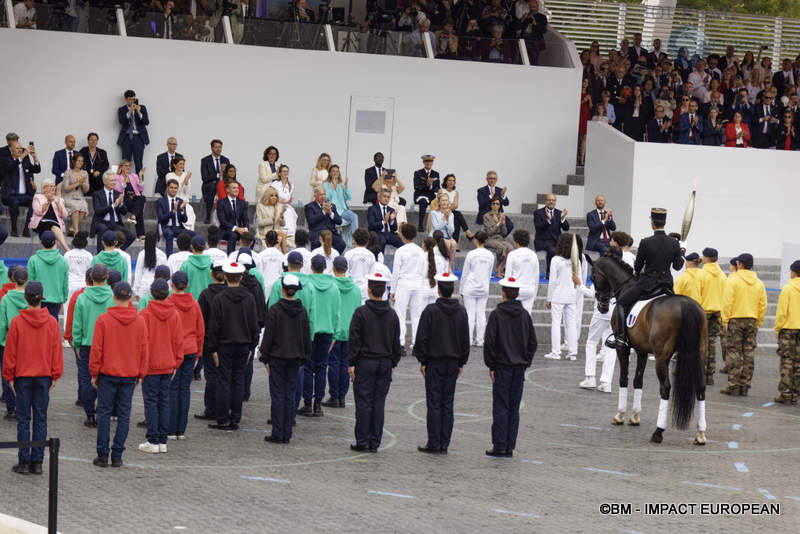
[350,444,369,452]
[74,399,82,406]
[339,398,346,408]
[110,457,123,468]
[193,371,202,381]
[417,445,441,454]
[22,227,30,238]
[297,404,313,417]
[485,448,509,458]
[264,435,288,444]
[136,420,147,428]
[229,423,240,431]
[30,462,43,475]
[193,413,215,421]
[440,448,448,454]
[313,403,323,417]
[3,412,16,421]
[11,462,30,475]
[604,334,629,350]
[321,397,339,408]
[84,418,97,428]
[368,447,378,453]
[93,455,109,468]
[208,423,235,430]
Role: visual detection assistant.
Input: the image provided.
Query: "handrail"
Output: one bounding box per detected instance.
[0,437,60,534]
[116,7,126,37]
[4,0,15,28]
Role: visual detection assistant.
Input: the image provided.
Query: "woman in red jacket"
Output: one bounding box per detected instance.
[3,281,63,475]
[215,164,245,210]
[725,111,751,147]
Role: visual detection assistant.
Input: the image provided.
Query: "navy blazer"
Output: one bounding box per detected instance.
[585,209,617,251]
[79,146,110,193]
[157,195,189,229]
[156,151,183,184]
[363,166,381,204]
[412,168,440,201]
[116,105,150,146]
[752,103,779,140]
[1,156,39,198]
[305,201,342,235]
[51,149,74,183]
[533,207,569,250]
[217,196,248,233]
[646,118,671,143]
[475,185,509,225]
[367,202,398,234]
[91,188,128,233]
[200,154,230,185]
[677,113,703,144]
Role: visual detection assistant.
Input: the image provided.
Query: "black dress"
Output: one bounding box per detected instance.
[35,204,59,234]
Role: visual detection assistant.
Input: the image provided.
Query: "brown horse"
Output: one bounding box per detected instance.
[591,253,709,445]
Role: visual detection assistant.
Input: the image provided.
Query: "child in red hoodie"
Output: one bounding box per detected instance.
[166,271,204,439]
[138,279,183,454]
[89,282,149,468]
[3,281,63,475]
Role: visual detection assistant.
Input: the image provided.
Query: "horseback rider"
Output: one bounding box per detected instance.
[606,208,684,350]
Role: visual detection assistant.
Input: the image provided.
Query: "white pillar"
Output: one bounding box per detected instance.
[115,7,126,37]
[324,24,336,52]
[222,16,233,44]
[641,0,677,50]
[4,0,15,28]
[423,31,434,59]
[518,39,530,66]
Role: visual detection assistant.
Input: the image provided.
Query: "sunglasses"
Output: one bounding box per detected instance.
[681,98,690,101]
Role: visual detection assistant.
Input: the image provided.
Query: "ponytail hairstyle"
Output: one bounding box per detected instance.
[144,231,157,270]
[367,231,381,260]
[432,229,450,261]
[423,237,436,288]
[320,229,333,257]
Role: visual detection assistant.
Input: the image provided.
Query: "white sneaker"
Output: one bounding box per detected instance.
[138,441,160,454]
[476,342,484,348]
[597,382,612,393]
[566,354,577,361]
[176,434,186,440]
[579,377,596,389]
[560,343,568,351]
[62,339,71,347]
[543,352,561,360]
[158,443,167,453]
[168,435,178,440]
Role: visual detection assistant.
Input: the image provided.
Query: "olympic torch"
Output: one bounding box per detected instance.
[681,188,696,242]
[571,233,580,282]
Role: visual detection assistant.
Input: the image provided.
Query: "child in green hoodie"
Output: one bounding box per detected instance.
[90,231,129,284]
[72,264,115,427]
[323,257,362,408]
[27,230,69,322]
[0,266,30,420]
[299,255,341,417]
[180,235,213,300]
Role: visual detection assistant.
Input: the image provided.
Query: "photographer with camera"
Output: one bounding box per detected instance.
[435,19,458,59]
[116,90,150,175]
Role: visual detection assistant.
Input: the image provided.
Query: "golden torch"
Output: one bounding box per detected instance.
[681,189,696,242]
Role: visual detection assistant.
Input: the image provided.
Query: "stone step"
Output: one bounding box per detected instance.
[551,183,570,196]
[576,166,585,176]
[566,174,585,186]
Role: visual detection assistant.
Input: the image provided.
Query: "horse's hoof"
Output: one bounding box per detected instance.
[612,412,625,425]
[627,412,640,426]
[694,431,706,446]
[650,430,663,444]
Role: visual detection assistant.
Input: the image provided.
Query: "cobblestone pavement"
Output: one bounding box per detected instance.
[0,346,798,533]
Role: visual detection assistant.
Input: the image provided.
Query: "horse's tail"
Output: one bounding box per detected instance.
[672,297,707,429]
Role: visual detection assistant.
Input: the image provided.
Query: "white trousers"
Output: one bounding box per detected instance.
[463,294,488,345]
[394,286,425,347]
[551,302,577,355]
[519,286,536,315]
[584,314,616,382]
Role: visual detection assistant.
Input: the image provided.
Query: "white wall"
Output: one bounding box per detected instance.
[585,122,800,258]
[584,121,635,232]
[0,28,581,212]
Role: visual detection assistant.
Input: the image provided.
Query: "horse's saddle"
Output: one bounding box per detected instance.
[626,295,668,328]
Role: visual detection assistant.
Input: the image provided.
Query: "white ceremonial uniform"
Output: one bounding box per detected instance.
[505,246,540,314]
[133,249,168,299]
[547,256,578,357]
[578,283,616,384]
[420,247,448,308]
[310,246,339,274]
[203,247,228,264]
[63,248,94,329]
[118,249,133,284]
[344,247,376,303]
[256,247,284,292]
[391,242,426,346]
[460,247,495,345]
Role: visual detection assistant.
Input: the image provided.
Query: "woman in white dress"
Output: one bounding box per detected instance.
[133,231,168,300]
[439,174,473,244]
[257,145,281,204]
[310,229,339,274]
[371,170,407,227]
[165,156,196,230]
[309,152,331,192]
[270,164,298,244]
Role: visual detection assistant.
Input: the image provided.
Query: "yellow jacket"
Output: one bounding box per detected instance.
[674,268,702,304]
[721,269,767,327]
[699,262,726,312]
[775,278,800,334]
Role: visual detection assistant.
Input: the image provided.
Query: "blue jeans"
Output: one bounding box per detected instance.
[161,226,194,257]
[304,333,332,404]
[170,354,196,435]
[142,374,171,445]
[15,376,51,464]
[340,209,359,230]
[44,303,60,322]
[0,346,16,414]
[327,341,350,401]
[96,375,136,459]
[77,347,96,419]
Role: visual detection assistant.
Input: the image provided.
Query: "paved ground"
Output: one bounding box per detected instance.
[0,344,798,533]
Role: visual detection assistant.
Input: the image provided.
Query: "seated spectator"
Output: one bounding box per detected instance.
[114,160,146,240]
[61,153,90,236]
[271,165,298,245]
[79,133,109,195]
[2,141,38,237]
[439,174,473,244]
[413,155,440,232]
[157,179,194,257]
[483,196,511,277]
[600,91,616,125]
[216,164,245,206]
[310,153,330,191]
[702,108,725,146]
[305,187,345,254]
[51,134,75,187]
[481,26,515,64]
[295,0,316,23]
[429,194,457,271]
[775,111,798,150]
[29,179,70,251]
[13,0,36,29]
[724,111,751,147]
[363,152,384,205]
[475,170,510,233]
[322,164,358,232]
[257,146,281,204]
[216,181,249,254]
[435,20,459,59]
[368,190,403,254]
[654,85,675,117]
[372,170,407,226]
[166,156,192,200]
[256,186,287,252]
[480,0,509,34]
[646,105,672,143]
[678,100,703,144]
[91,172,134,253]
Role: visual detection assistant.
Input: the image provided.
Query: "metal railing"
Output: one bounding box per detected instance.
[0,437,60,534]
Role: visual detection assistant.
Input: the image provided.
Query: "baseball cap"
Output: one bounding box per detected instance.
[282,274,302,289]
[107,268,122,288]
[101,230,117,245]
[171,271,189,287]
[113,281,133,299]
[191,235,207,249]
[154,265,171,279]
[24,280,43,298]
[685,252,700,262]
[287,251,304,265]
[332,256,348,271]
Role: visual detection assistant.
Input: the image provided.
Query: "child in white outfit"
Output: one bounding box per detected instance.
[545,234,578,360]
[460,231,495,346]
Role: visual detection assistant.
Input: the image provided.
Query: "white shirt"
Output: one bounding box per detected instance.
[117,249,133,283]
[419,247,448,285]
[17,158,26,194]
[13,2,36,27]
[344,247,376,288]
[460,247,495,297]
[133,248,168,298]
[547,256,578,304]
[203,247,228,264]
[255,247,284,290]
[505,247,540,295]
[166,172,191,200]
[622,250,635,268]
[391,242,425,291]
[64,248,94,287]
[311,246,339,274]
[167,250,191,276]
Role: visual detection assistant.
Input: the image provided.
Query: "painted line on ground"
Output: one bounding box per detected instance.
[621,530,646,534]
[742,412,754,418]
[682,481,740,491]
[733,462,748,473]
[727,442,739,449]
[367,490,414,499]
[561,423,602,431]
[454,412,480,417]
[52,411,84,418]
[240,475,290,484]
[584,467,639,477]
[491,509,540,518]
[731,424,742,431]
[761,402,775,407]
[785,496,800,501]
[59,456,89,463]
[239,427,268,433]
[758,488,777,500]
[486,454,513,460]
[520,459,543,465]
[685,437,717,443]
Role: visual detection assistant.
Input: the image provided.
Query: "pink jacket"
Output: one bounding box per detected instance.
[28,194,67,231]
[114,173,144,196]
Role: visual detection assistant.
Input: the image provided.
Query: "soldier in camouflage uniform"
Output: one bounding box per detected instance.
[698,248,727,385]
[774,260,800,404]
[721,254,767,396]
[719,257,739,373]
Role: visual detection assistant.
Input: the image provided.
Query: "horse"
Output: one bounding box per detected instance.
[590,253,709,445]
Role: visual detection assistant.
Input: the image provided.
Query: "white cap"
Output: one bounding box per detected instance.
[435,272,458,282]
[366,272,388,283]
[282,274,302,288]
[237,253,254,266]
[212,259,226,269]
[499,277,522,288]
[223,261,246,274]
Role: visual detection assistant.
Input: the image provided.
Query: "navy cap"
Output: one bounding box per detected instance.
[11,265,28,282]
[311,254,327,272]
[702,247,718,259]
[101,230,117,245]
[738,253,753,265]
[287,251,304,265]
[791,260,800,274]
[685,252,700,262]
[85,267,94,281]
[171,270,189,287]
[40,230,56,246]
[650,207,667,224]
[332,256,348,271]
[107,268,122,287]
[150,278,169,293]
[24,280,43,298]
[113,281,132,299]
[91,264,108,279]
[154,265,171,279]
[191,234,206,249]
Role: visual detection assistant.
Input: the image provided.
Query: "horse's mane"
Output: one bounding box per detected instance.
[601,246,634,277]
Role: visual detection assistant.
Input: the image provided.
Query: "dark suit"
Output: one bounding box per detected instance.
[702,118,725,146]
[367,203,402,253]
[217,195,249,254]
[157,195,194,256]
[79,147,110,194]
[116,104,150,171]
[751,103,779,148]
[363,166,382,205]
[475,185,513,235]
[51,148,75,186]
[91,188,134,252]
[155,151,183,197]
[585,209,616,254]
[627,46,647,65]
[533,207,569,277]
[200,154,230,223]
[772,70,794,97]
[413,168,440,230]
[305,201,345,254]
[646,118,671,143]
[677,113,703,144]
[1,156,38,231]
[775,123,798,151]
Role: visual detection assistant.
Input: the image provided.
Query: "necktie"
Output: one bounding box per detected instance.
[690,115,695,140]
[108,192,115,223]
[601,211,608,241]
[382,206,387,232]
[17,160,24,194]
[171,198,176,226]
[658,119,662,127]
[169,154,173,169]
[68,150,72,162]
[128,112,135,140]
[215,158,220,175]
[764,106,770,133]
[231,198,236,214]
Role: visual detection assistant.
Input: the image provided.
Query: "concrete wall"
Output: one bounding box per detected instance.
[0,28,581,212]
[584,121,635,233]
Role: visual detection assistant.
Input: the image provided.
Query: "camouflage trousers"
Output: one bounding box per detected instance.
[725,318,757,390]
[705,312,722,378]
[776,329,800,402]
